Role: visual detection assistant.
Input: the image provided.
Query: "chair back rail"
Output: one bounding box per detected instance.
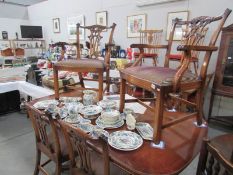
[172,8,232,92]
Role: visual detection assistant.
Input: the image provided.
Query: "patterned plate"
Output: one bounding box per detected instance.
[80,105,102,116]
[108,131,143,151]
[60,96,82,103]
[97,99,117,109]
[33,100,59,109]
[135,122,153,140]
[96,116,124,129]
[63,114,81,123]
[74,123,94,133]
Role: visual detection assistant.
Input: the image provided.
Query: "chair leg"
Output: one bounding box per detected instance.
[53,68,59,100]
[152,56,157,66]
[196,88,204,125]
[208,92,215,122]
[98,71,103,101]
[105,69,110,93]
[33,149,41,175]
[119,78,126,113]
[55,163,62,175]
[193,62,198,76]
[78,73,85,88]
[153,87,165,144]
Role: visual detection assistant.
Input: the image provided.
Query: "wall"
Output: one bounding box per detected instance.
[0,3,30,41]
[27,0,233,118]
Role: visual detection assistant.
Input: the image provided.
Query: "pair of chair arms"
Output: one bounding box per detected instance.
[130,44,218,52]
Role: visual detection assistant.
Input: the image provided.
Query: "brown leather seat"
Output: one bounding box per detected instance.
[55,59,106,70]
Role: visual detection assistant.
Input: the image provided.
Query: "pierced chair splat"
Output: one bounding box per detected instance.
[53,23,116,101]
[119,9,232,145]
[26,105,69,175]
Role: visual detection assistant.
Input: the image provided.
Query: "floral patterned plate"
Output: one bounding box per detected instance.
[108,131,143,151]
[80,105,102,117]
[33,100,59,109]
[97,99,117,109]
[60,97,82,103]
[95,116,124,129]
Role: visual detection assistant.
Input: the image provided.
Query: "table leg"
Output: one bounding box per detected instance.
[53,67,59,100]
[119,78,126,113]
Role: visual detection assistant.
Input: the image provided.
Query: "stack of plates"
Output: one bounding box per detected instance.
[96,110,124,129]
[33,100,58,109]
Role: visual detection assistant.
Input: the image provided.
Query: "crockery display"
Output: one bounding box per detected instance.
[83,90,97,106]
[75,123,94,133]
[80,105,102,117]
[96,116,124,129]
[135,122,153,140]
[60,96,82,103]
[63,114,82,123]
[108,131,143,151]
[97,99,117,109]
[33,100,59,109]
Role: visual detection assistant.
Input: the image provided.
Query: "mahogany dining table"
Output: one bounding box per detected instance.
[27,89,207,175]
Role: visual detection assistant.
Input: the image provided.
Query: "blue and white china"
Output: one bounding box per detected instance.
[33,100,59,109]
[135,122,153,140]
[108,131,143,151]
[83,90,97,106]
[67,102,84,114]
[75,123,94,133]
[63,114,82,123]
[95,116,124,129]
[97,99,117,110]
[60,96,82,103]
[80,105,102,117]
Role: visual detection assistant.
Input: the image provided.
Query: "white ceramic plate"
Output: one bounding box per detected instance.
[96,116,124,129]
[108,131,143,151]
[80,105,102,116]
[60,96,82,103]
[33,100,58,109]
[97,99,117,109]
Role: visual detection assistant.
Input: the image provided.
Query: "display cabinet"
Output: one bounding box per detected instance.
[208,24,233,126]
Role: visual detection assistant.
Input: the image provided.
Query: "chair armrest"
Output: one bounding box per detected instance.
[130,44,168,50]
[177,45,218,52]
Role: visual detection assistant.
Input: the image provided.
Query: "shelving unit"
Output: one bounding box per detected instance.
[0,39,46,57]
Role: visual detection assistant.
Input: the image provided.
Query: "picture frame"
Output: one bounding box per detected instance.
[53,18,60,33]
[127,14,147,38]
[96,11,107,26]
[67,15,85,40]
[166,11,189,40]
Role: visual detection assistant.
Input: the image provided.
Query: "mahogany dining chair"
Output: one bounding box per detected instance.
[119,9,232,145]
[134,29,163,66]
[58,120,128,175]
[53,23,116,101]
[196,134,233,175]
[26,106,69,175]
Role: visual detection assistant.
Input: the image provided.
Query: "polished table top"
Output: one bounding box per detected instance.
[27,90,207,175]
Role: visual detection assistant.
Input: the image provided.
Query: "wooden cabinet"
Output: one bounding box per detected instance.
[208,24,233,126]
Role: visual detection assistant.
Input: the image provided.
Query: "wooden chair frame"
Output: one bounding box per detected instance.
[53,23,116,101]
[119,9,231,144]
[196,134,233,175]
[58,120,110,175]
[134,29,163,66]
[26,105,68,175]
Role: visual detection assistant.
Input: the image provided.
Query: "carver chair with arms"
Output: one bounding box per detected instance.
[26,105,69,175]
[166,27,208,76]
[196,134,233,175]
[119,9,231,145]
[134,29,163,66]
[53,23,116,101]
